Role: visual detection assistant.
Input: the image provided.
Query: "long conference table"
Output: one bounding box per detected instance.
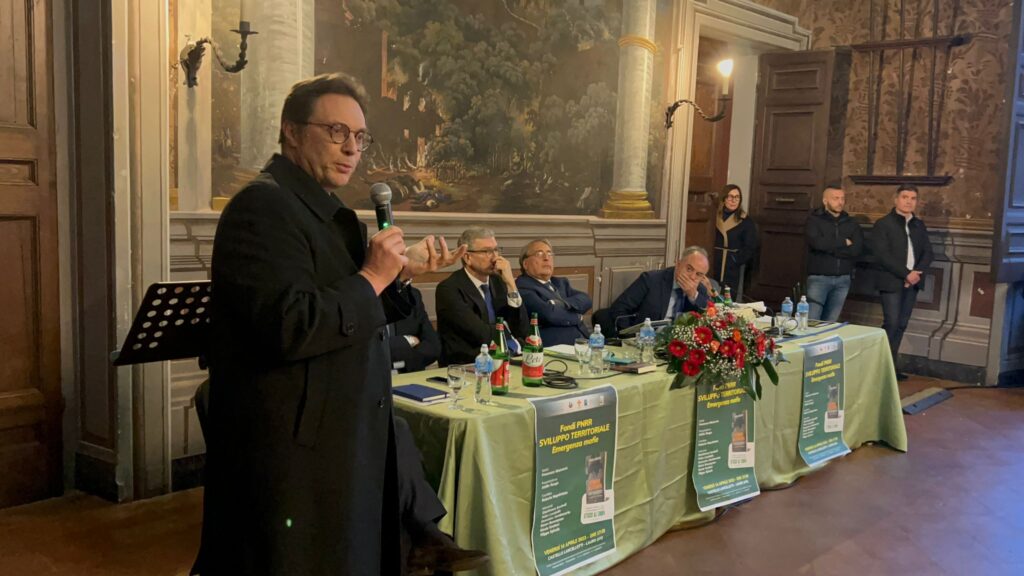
[393,324,908,575]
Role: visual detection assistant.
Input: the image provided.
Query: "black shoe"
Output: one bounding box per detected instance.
[896,372,909,381]
[407,531,489,575]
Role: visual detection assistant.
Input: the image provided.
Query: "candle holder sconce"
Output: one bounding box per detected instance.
[179,20,258,88]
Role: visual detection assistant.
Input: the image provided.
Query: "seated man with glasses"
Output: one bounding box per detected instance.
[436,226,530,366]
[515,239,592,346]
[605,246,712,337]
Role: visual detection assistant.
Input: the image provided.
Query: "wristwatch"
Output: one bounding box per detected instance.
[508,291,520,298]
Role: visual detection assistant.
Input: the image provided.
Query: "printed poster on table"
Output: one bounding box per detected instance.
[529,386,618,576]
[693,379,760,512]
[798,336,851,467]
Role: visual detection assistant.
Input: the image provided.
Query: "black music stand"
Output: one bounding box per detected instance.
[111,281,211,366]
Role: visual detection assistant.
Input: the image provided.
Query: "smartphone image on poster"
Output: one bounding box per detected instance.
[827,383,840,419]
[585,452,606,504]
[731,411,748,453]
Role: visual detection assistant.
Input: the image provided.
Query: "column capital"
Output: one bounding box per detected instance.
[617,35,657,55]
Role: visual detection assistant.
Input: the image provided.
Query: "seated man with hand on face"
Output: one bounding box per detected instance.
[606,246,712,336]
[435,226,530,366]
[515,239,592,346]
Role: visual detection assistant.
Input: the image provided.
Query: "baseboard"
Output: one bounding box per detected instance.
[172,453,206,492]
[74,451,119,502]
[899,354,985,384]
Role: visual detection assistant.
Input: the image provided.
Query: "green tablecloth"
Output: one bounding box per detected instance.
[393,324,907,576]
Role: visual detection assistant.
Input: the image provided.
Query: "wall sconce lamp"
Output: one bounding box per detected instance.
[665,58,733,128]
[179,20,258,88]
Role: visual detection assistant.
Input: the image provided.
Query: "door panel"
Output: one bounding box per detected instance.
[686,37,732,255]
[0,0,62,508]
[994,0,1024,281]
[748,49,850,304]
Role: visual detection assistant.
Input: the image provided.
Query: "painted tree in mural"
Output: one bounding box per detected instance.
[342,0,621,214]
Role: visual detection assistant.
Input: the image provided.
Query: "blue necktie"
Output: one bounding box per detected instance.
[482,283,496,323]
[673,287,687,318]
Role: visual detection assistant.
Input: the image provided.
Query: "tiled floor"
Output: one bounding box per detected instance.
[1,376,1021,575]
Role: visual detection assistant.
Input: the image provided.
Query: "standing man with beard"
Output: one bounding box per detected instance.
[805,182,864,321]
[870,184,933,379]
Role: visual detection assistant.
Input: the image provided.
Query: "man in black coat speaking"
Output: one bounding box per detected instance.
[870,184,934,378]
[194,73,483,575]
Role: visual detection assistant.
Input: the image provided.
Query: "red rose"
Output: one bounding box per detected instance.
[690,311,702,319]
[735,342,747,358]
[694,326,713,345]
[757,340,766,356]
[737,355,745,369]
[668,340,688,358]
[688,349,706,366]
[683,361,700,376]
[719,340,735,357]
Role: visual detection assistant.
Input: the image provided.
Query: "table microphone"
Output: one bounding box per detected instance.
[370,182,393,231]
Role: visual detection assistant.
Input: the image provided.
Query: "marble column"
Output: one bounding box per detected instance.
[600,0,657,219]
[239,0,315,171]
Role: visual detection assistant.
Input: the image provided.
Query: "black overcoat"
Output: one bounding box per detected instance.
[194,154,412,575]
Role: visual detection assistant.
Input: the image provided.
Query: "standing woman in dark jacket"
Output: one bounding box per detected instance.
[713,184,759,295]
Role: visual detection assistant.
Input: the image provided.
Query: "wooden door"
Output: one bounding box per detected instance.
[685,38,732,252]
[994,0,1024,283]
[0,0,62,507]
[747,49,850,304]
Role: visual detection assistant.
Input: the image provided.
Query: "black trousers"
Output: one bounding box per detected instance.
[879,287,919,366]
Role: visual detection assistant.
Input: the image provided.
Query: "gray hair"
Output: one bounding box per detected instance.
[680,245,709,261]
[519,238,552,269]
[458,226,495,249]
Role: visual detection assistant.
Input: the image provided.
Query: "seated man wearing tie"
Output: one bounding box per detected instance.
[515,239,592,346]
[388,284,441,373]
[606,245,712,336]
[436,226,530,366]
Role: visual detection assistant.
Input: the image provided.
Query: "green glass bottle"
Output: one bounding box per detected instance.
[522,313,544,387]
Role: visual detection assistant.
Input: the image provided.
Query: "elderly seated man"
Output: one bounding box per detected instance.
[515,239,592,346]
[436,226,530,366]
[605,246,713,336]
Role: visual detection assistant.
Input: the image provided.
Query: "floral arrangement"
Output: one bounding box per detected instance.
[658,304,781,399]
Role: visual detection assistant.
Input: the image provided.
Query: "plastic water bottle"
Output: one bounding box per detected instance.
[778,297,794,334]
[638,318,657,364]
[473,344,493,404]
[589,324,606,374]
[796,295,810,330]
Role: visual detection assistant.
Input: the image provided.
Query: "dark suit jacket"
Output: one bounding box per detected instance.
[516,275,591,346]
[606,267,710,337]
[870,209,934,293]
[198,154,412,576]
[436,269,529,366]
[388,287,440,373]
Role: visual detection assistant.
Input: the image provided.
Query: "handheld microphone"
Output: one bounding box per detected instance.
[369,182,394,231]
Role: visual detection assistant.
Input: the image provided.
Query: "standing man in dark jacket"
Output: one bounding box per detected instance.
[436,226,530,366]
[196,73,483,576]
[805,182,864,321]
[515,239,592,346]
[870,184,934,378]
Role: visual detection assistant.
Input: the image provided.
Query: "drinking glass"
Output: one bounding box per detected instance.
[446,365,466,411]
[574,337,591,376]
